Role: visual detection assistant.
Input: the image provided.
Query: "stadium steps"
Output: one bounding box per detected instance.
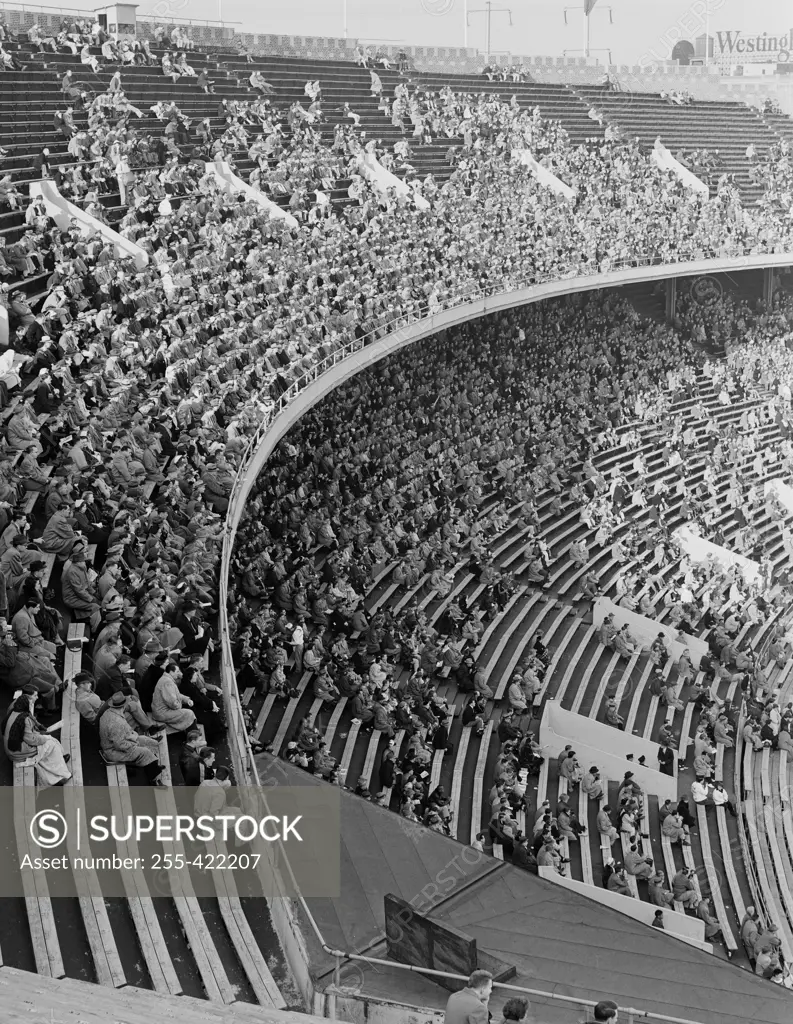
[573,85,780,203]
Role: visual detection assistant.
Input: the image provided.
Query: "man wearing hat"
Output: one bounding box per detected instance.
[174,599,212,658]
[94,633,123,696]
[1,533,42,591]
[114,677,161,735]
[135,635,163,683]
[6,399,42,456]
[74,672,102,723]
[92,602,124,657]
[40,505,80,558]
[33,368,59,415]
[12,595,58,663]
[97,560,123,603]
[97,691,164,784]
[61,547,102,632]
[178,728,206,785]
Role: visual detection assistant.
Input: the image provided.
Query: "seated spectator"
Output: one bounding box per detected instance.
[607,864,633,897]
[582,765,604,800]
[597,803,618,845]
[624,843,654,879]
[151,661,196,733]
[537,837,566,874]
[648,870,674,908]
[1,689,71,786]
[604,696,624,730]
[61,548,102,633]
[672,867,699,907]
[661,812,690,846]
[697,897,723,944]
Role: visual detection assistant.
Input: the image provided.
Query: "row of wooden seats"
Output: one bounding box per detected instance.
[732,607,793,959]
[253,374,786,883]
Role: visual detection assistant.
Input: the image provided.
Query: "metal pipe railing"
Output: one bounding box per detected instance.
[216,246,793,1024]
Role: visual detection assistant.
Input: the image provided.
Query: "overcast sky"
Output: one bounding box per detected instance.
[143,0,790,67]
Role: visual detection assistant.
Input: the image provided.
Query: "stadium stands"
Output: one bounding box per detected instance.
[0,9,792,1019]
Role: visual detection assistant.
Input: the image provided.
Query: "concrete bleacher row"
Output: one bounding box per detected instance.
[3,32,792,325]
[478,381,791,955]
[735,629,793,964]
[244,352,793,967]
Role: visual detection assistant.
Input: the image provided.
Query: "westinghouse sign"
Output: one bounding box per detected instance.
[714,29,793,61]
[7,786,340,898]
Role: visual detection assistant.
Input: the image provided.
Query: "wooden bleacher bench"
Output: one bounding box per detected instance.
[337,719,363,785]
[469,719,493,846]
[151,733,236,1003]
[201,832,286,1008]
[60,622,126,987]
[428,705,456,791]
[13,762,65,979]
[39,549,56,588]
[105,763,183,995]
[448,720,474,839]
[695,803,738,952]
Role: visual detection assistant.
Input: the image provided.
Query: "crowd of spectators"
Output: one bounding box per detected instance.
[0,32,790,978]
[230,273,793,915]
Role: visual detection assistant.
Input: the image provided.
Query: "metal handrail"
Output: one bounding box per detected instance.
[217,246,793,1024]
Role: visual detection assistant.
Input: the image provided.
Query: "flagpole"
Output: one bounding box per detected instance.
[583,9,589,57]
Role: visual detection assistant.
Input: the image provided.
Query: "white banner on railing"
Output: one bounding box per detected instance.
[511,149,575,200]
[673,524,761,583]
[356,153,431,211]
[205,158,299,229]
[592,597,707,669]
[765,478,793,515]
[651,138,709,197]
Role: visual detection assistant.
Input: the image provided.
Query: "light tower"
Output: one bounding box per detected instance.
[563,0,613,62]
